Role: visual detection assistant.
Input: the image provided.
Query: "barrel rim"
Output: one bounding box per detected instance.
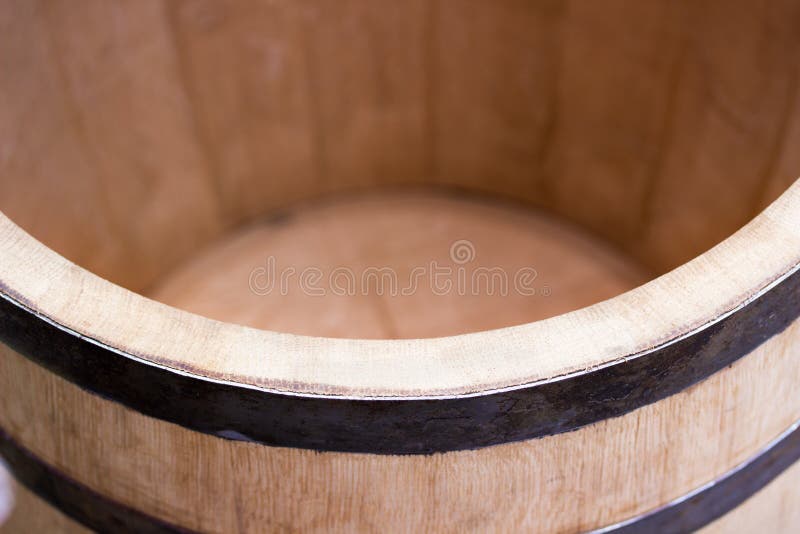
[1,264,798,452]
[0,183,799,453]
[0,181,798,399]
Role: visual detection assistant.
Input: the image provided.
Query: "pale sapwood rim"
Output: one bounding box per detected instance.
[0,181,796,400]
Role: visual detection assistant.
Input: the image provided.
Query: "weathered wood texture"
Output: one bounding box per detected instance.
[2,0,799,290]
[1,315,799,532]
[1,0,800,532]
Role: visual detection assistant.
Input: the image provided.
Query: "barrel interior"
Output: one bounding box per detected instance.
[0,0,797,338]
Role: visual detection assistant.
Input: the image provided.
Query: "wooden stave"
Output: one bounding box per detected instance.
[0,182,799,530]
[1,309,799,532]
[0,1,796,532]
[2,409,800,532]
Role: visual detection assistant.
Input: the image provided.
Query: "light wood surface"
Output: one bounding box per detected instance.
[0,0,224,291]
[150,192,648,338]
[1,182,797,397]
[1,315,799,532]
[5,444,800,534]
[2,0,799,293]
[5,460,800,534]
[1,1,799,532]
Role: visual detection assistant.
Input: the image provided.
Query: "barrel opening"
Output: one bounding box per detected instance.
[1,1,797,338]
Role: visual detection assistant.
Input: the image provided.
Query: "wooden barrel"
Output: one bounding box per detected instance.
[1,1,800,532]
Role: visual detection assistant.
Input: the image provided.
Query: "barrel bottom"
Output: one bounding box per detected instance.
[149,191,648,339]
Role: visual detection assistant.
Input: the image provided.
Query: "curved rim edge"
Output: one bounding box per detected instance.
[0,182,798,398]
[1,264,798,453]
